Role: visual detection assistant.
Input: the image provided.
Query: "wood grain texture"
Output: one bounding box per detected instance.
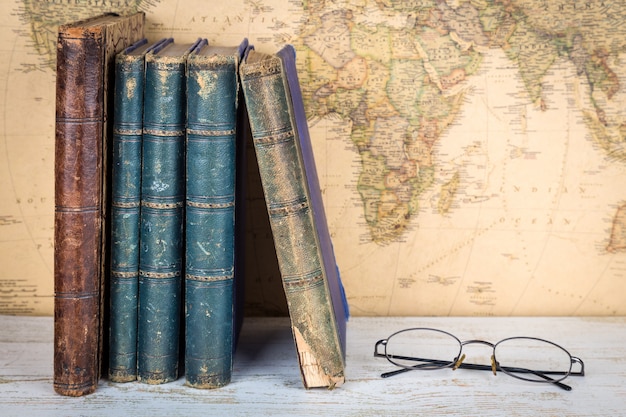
[1,315,625,416]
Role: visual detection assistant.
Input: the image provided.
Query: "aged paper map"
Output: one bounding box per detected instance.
[1,0,625,316]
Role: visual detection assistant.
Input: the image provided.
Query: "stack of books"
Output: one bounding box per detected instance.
[53,12,348,396]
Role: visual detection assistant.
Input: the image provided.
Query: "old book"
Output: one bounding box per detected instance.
[108,37,168,383]
[240,45,349,388]
[184,39,249,389]
[54,12,145,396]
[137,38,203,385]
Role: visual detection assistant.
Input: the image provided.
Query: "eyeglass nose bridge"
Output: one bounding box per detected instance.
[460,339,496,348]
[456,339,499,374]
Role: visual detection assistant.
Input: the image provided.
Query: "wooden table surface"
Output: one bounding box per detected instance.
[1,315,624,416]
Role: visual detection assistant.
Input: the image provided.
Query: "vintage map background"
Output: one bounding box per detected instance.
[1,0,625,316]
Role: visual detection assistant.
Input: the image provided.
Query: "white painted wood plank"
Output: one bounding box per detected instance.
[1,315,624,416]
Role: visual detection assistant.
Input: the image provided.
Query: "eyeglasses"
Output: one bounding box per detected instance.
[374,328,585,391]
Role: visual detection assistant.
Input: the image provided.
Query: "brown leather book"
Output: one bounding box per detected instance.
[54,12,145,397]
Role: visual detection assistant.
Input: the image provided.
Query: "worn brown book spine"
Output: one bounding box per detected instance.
[54,13,145,397]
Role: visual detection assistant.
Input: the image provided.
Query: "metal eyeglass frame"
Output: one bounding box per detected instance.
[374,327,585,391]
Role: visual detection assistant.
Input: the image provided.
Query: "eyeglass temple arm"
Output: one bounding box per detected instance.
[497,363,573,391]
[374,340,454,375]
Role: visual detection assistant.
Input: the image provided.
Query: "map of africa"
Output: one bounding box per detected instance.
[1,0,624,316]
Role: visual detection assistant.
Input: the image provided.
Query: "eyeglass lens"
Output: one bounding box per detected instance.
[494,337,573,383]
[385,328,461,369]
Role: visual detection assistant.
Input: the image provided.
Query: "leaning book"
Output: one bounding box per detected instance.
[54,12,145,396]
[240,45,349,388]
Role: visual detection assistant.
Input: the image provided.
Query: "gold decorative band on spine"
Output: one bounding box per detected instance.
[253,129,294,144]
[185,273,234,282]
[114,128,143,135]
[141,201,184,209]
[139,270,181,279]
[187,128,236,136]
[143,128,185,137]
[111,271,138,278]
[112,201,140,208]
[268,201,308,216]
[283,273,324,290]
[187,200,235,209]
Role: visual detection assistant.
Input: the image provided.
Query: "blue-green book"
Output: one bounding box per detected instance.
[184,39,248,389]
[137,38,203,384]
[109,37,167,383]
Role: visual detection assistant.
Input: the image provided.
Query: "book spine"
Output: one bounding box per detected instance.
[108,52,145,383]
[276,46,349,355]
[240,54,345,388]
[184,53,238,388]
[54,28,105,397]
[137,52,186,384]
